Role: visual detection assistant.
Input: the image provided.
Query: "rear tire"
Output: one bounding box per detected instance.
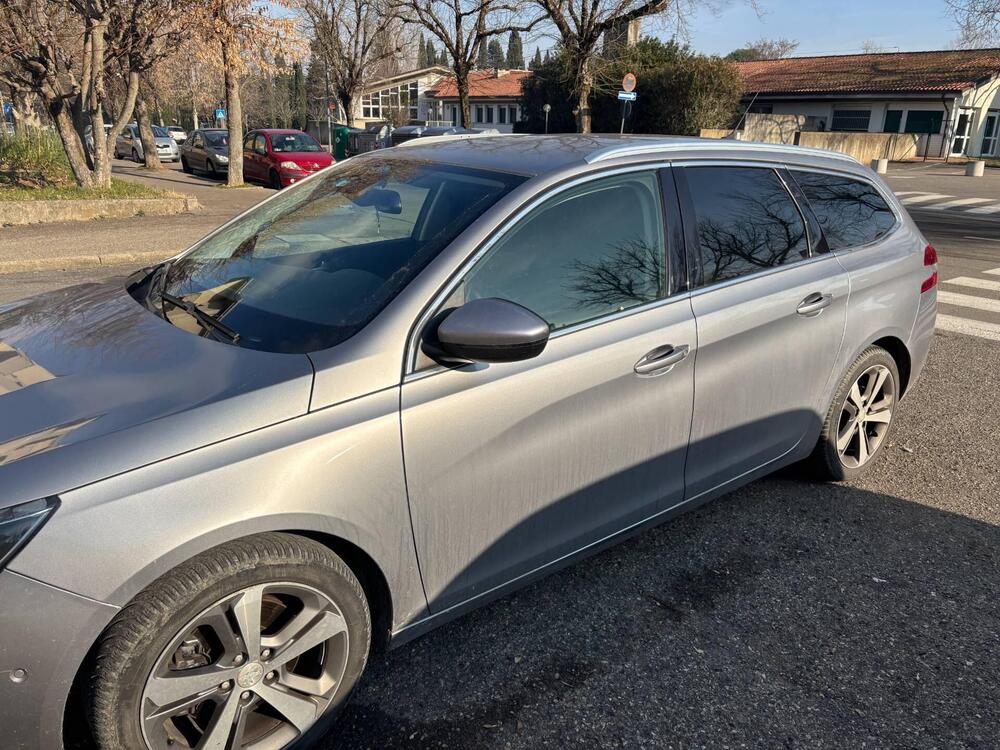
[88,533,371,750]
[807,345,899,481]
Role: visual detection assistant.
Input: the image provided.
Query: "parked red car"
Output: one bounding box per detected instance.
[242,128,334,189]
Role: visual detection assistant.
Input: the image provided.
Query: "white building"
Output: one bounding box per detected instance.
[426,69,532,133]
[352,66,451,128]
[735,49,1000,159]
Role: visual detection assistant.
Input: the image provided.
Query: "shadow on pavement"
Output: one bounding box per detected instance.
[330,479,999,748]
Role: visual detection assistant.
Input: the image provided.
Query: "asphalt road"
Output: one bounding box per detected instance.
[2,211,999,748]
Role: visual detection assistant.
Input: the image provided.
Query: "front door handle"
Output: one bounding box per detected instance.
[797,292,833,317]
[634,344,690,377]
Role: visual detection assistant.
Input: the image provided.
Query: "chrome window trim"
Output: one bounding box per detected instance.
[785,165,904,252]
[403,162,677,378]
[687,252,840,300]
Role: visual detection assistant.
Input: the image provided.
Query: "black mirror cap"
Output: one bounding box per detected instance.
[354,188,402,215]
[429,298,550,364]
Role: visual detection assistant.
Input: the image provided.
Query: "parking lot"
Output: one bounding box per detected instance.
[2,164,998,749]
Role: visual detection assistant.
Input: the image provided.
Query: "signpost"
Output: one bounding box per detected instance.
[619,73,637,134]
[543,103,551,134]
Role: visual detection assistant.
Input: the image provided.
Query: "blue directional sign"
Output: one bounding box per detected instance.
[2,102,12,116]
[617,91,637,102]
[215,108,226,120]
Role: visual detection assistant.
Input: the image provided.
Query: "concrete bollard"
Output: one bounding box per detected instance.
[871,158,889,174]
[966,160,985,177]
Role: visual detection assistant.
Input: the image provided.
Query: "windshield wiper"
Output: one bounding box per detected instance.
[161,291,241,344]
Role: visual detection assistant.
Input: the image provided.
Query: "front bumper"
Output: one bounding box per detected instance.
[0,570,118,749]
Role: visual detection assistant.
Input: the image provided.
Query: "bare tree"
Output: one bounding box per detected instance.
[860,39,888,54]
[299,0,402,127]
[396,0,542,127]
[948,0,1000,47]
[724,36,799,61]
[533,0,704,133]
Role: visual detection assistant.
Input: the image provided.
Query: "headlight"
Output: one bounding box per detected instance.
[215,154,229,164]
[279,161,300,170]
[0,497,58,570]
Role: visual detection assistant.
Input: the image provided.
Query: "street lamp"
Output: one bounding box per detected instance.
[543,103,551,134]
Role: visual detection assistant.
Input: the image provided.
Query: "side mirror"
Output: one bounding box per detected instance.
[424,298,549,364]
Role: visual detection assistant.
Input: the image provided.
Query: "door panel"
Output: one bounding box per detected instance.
[401,299,695,611]
[401,168,694,612]
[685,257,848,497]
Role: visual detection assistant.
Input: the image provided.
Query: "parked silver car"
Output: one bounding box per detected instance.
[114,123,180,162]
[179,128,230,178]
[0,136,936,750]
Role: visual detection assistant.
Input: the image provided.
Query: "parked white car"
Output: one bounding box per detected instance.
[165,125,187,144]
[114,124,180,163]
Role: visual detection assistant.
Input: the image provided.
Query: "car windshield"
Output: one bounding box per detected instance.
[148,157,525,353]
[205,132,228,147]
[152,126,169,138]
[270,133,322,153]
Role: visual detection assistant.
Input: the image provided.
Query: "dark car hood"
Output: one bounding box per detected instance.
[0,280,313,509]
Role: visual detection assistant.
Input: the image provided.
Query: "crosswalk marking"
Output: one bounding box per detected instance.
[941,276,1000,293]
[937,290,1000,313]
[900,193,952,205]
[966,204,1000,215]
[936,314,1000,342]
[925,197,994,210]
[985,268,1000,276]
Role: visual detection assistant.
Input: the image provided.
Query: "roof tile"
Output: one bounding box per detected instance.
[428,69,532,99]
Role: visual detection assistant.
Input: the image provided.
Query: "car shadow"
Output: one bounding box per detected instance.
[329,479,999,748]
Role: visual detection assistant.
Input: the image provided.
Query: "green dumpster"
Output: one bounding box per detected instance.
[333,125,350,161]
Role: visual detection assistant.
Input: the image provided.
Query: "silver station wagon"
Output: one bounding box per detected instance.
[0,135,937,750]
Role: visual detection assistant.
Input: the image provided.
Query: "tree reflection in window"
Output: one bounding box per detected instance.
[686,166,809,286]
[462,173,667,330]
[792,171,896,251]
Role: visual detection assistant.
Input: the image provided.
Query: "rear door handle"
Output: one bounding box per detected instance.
[634,344,690,377]
[797,292,833,317]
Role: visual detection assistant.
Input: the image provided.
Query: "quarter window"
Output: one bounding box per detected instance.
[793,171,896,250]
[685,166,809,286]
[458,172,667,331]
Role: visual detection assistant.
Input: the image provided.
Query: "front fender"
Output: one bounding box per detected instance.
[10,386,429,632]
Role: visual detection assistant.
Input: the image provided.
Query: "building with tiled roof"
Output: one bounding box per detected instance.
[733,49,1000,159]
[427,69,533,132]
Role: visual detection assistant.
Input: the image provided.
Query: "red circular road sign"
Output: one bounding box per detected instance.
[622,73,637,92]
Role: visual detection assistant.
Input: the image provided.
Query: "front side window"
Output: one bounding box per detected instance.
[685,166,809,286]
[254,135,267,154]
[457,172,667,331]
[147,158,525,353]
[793,171,896,251]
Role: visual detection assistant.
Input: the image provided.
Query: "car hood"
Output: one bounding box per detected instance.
[275,152,334,169]
[0,280,314,509]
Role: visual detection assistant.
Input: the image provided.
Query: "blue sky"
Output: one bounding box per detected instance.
[679,0,958,56]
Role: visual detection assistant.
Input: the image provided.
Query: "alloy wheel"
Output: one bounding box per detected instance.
[837,364,894,469]
[140,582,349,750]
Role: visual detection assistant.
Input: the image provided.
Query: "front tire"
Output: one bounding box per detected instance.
[808,345,899,481]
[270,170,283,190]
[132,148,140,163]
[88,533,371,750]
[181,157,192,174]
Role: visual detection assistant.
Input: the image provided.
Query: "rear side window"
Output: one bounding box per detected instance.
[793,171,896,250]
[685,166,809,286]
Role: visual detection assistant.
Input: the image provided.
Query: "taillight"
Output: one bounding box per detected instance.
[921,244,938,293]
[924,244,938,266]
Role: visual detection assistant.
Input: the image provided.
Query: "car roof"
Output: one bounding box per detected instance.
[387,134,864,178]
[253,129,309,135]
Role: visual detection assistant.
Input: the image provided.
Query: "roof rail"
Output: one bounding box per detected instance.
[396,132,517,148]
[584,139,861,165]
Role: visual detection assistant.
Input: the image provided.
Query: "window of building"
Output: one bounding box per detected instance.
[475,106,484,123]
[883,110,903,133]
[498,107,507,124]
[793,171,896,251]
[903,110,944,135]
[685,166,809,286]
[485,106,494,124]
[361,81,419,121]
[831,109,872,132]
[509,106,518,123]
[458,172,667,331]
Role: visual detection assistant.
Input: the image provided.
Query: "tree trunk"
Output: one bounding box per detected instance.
[577,60,593,134]
[47,95,94,188]
[457,72,471,129]
[88,19,113,188]
[342,93,354,127]
[135,93,164,170]
[11,90,43,132]
[222,40,244,187]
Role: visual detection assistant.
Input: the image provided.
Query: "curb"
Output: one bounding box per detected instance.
[0,250,168,274]
[0,196,200,227]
